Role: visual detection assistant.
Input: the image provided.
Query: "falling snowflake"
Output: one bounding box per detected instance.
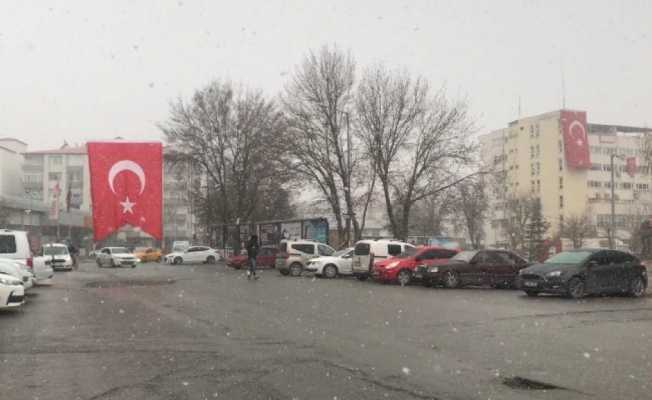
[119,309,125,314]
[182,381,189,386]
[583,352,591,359]
[402,367,411,375]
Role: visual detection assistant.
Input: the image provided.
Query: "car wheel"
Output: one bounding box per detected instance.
[206,256,216,265]
[323,264,338,279]
[397,269,411,286]
[110,259,117,268]
[280,269,290,276]
[524,290,539,297]
[174,257,183,265]
[356,275,368,281]
[567,277,585,299]
[289,262,303,277]
[443,271,460,288]
[96,259,102,268]
[628,275,646,298]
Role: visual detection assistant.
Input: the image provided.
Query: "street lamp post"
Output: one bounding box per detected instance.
[609,153,625,249]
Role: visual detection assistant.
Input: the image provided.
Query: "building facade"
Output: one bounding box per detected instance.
[481,110,652,249]
[15,142,197,249]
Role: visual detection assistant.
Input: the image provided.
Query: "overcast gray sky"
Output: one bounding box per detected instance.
[1,0,650,150]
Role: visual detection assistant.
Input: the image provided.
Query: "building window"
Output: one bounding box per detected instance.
[536,145,540,157]
[559,158,563,171]
[48,155,63,166]
[636,183,649,192]
[622,182,632,190]
[591,163,601,171]
[559,195,564,208]
[559,177,563,190]
[559,215,564,226]
[535,123,540,136]
[48,172,61,181]
[588,180,602,188]
[537,180,541,193]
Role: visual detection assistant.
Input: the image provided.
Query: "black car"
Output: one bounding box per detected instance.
[518,249,647,299]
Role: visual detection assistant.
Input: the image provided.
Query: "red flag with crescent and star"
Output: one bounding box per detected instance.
[560,110,591,169]
[87,141,163,241]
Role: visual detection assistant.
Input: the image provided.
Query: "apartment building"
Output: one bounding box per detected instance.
[481,110,652,248]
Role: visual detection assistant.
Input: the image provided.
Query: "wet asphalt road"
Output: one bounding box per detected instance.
[1,260,651,400]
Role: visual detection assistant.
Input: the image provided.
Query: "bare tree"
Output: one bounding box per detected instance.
[501,195,536,254]
[408,190,455,237]
[281,45,362,245]
[453,176,488,249]
[0,200,11,226]
[356,65,476,240]
[160,81,287,229]
[560,213,596,249]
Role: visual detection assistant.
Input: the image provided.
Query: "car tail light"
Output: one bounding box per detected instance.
[26,257,33,269]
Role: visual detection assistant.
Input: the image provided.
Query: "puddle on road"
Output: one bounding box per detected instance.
[85,279,176,288]
[502,376,564,391]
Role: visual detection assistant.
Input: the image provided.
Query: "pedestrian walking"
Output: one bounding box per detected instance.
[67,240,79,270]
[246,234,260,280]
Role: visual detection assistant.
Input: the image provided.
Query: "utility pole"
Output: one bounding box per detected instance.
[610,153,624,249]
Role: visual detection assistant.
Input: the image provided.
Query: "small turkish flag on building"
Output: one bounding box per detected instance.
[87,142,163,241]
[626,156,637,177]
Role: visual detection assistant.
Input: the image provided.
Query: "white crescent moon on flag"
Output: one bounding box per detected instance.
[108,160,146,195]
[569,120,586,139]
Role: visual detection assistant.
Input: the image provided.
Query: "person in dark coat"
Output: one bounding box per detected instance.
[246,235,260,280]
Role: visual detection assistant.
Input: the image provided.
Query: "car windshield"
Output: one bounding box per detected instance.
[396,246,418,258]
[333,248,351,257]
[544,251,594,265]
[112,248,130,254]
[450,251,478,262]
[42,246,68,256]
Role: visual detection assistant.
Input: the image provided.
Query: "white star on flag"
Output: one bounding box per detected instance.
[120,197,136,214]
[576,139,584,146]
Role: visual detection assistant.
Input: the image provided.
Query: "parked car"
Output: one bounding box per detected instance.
[0,273,25,309]
[351,239,416,281]
[0,229,34,269]
[96,247,139,268]
[373,246,459,286]
[275,240,335,276]
[422,249,529,289]
[37,243,73,271]
[227,245,278,269]
[0,259,34,290]
[518,249,647,298]
[305,247,354,278]
[164,246,221,265]
[134,247,163,263]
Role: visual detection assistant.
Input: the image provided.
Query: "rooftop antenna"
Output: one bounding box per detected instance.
[561,57,566,110]
[518,96,522,118]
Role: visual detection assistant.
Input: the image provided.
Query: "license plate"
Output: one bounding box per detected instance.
[524,281,538,287]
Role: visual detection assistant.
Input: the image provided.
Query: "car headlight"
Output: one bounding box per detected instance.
[429,266,439,273]
[386,261,400,269]
[0,276,21,285]
[546,270,562,278]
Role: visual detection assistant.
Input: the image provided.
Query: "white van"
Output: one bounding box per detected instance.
[351,239,416,280]
[0,229,33,267]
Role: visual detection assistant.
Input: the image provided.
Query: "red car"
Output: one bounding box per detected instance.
[226,246,279,269]
[372,246,459,286]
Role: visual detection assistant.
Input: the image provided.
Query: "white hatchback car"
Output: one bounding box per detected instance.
[0,273,25,309]
[96,247,139,268]
[305,247,354,278]
[165,246,221,265]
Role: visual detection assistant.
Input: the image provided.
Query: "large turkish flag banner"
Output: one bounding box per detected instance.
[560,110,591,169]
[87,142,163,241]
